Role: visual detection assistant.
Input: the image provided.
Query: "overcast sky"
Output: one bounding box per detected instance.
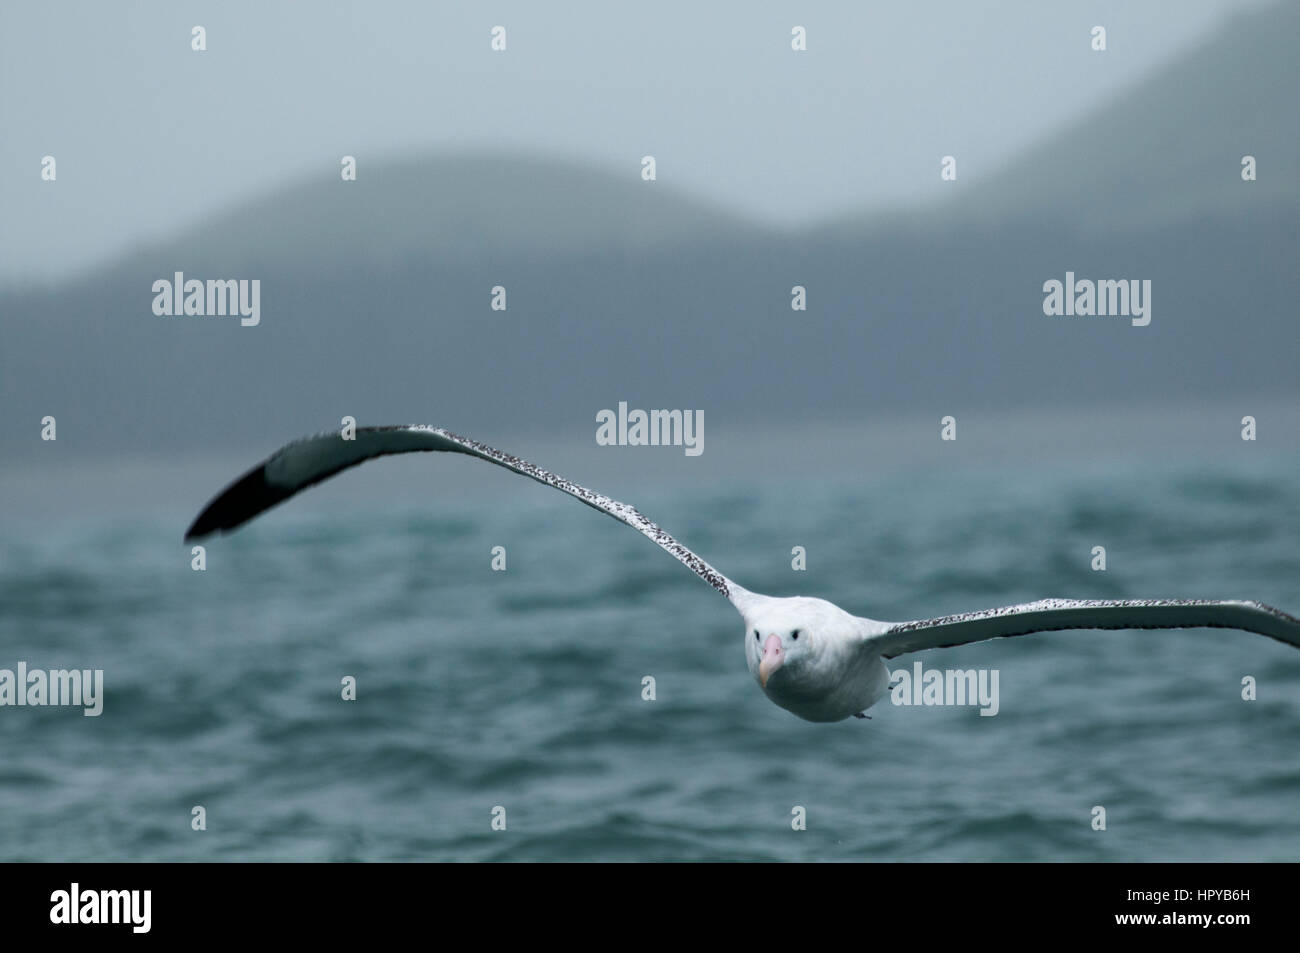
[0,0,1272,286]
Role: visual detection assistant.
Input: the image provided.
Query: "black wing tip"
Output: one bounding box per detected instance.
[182,518,220,543]
[183,463,294,544]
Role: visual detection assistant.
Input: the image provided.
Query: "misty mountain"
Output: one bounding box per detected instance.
[954,0,1300,232]
[2,1,1296,464]
[108,153,773,278]
[820,0,1300,237]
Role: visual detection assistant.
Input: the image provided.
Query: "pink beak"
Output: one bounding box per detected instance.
[758,634,785,688]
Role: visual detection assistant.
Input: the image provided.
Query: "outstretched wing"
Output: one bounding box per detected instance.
[864,598,1300,659]
[185,425,746,603]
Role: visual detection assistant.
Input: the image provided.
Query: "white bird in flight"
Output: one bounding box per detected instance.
[186,425,1300,722]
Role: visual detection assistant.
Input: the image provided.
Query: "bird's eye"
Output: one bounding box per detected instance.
[791,630,800,640]
[754,630,760,641]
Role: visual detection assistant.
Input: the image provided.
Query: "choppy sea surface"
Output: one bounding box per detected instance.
[2,452,1298,862]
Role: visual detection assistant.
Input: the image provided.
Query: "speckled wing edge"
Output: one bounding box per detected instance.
[865,598,1300,659]
[185,424,741,602]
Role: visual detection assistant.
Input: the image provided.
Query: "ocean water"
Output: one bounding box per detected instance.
[1,452,1298,862]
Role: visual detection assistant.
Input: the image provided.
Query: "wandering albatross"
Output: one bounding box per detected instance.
[186,425,1300,722]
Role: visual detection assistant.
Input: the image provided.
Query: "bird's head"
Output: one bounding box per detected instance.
[744,600,821,690]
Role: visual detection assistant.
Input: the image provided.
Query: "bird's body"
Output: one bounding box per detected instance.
[739,594,892,721]
[186,424,1300,723]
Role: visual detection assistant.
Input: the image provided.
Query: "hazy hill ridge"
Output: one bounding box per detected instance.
[2,2,1295,461]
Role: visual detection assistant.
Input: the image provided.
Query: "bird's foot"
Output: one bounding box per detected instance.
[853,712,871,720]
